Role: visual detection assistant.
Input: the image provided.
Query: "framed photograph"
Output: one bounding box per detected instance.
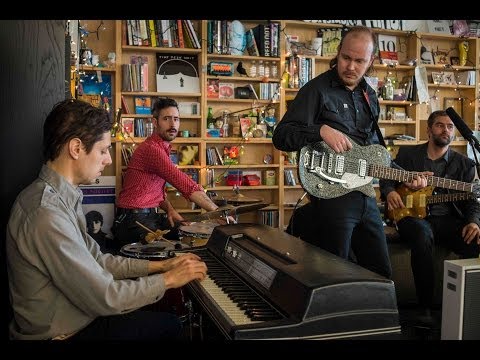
[433,49,449,65]
[444,97,463,118]
[442,71,457,85]
[431,72,443,85]
[450,56,460,66]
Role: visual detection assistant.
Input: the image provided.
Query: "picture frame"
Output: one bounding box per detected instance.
[431,72,444,85]
[433,49,449,65]
[450,56,460,66]
[444,97,463,118]
[442,71,457,85]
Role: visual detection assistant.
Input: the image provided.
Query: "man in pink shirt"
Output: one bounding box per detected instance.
[113,98,218,251]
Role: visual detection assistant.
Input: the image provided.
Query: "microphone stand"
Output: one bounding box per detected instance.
[466,135,480,178]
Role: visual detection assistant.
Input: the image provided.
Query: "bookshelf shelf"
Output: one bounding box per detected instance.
[209,164,279,169]
[207,98,275,104]
[205,137,272,144]
[121,91,202,97]
[207,54,281,61]
[205,185,278,190]
[206,75,281,83]
[122,45,202,54]
[379,120,416,125]
[80,65,116,73]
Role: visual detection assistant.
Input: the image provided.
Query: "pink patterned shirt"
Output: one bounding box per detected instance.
[117,134,202,209]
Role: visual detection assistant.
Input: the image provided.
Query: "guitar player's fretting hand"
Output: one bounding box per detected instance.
[404,171,432,191]
[320,125,353,153]
[385,172,432,211]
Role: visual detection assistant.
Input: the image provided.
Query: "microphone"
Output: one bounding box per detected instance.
[446,107,473,140]
[446,107,480,152]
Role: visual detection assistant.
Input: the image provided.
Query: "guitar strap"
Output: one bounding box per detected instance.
[362,89,387,149]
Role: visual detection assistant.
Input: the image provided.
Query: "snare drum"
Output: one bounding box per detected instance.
[178,221,218,248]
[120,241,191,321]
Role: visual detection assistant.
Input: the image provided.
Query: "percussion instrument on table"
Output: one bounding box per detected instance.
[179,221,218,248]
[120,240,189,260]
[119,240,191,321]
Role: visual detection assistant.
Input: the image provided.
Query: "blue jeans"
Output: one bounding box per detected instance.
[307,192,392,279]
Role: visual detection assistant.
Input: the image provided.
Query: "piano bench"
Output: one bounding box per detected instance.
[385,226,459,308]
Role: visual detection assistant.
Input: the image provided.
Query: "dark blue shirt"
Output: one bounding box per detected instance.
[273,68,380,152]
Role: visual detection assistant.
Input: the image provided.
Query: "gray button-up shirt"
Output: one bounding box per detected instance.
[6,165,166,340]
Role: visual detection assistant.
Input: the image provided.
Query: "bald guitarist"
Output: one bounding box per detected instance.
[380,110,480,327]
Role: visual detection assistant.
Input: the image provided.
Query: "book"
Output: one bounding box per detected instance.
[247,84,259,100]
[219,82,234,99]
[121,117,135,138]
[207,79,219,98]
[178,145,199,165]
[121,95,131,114]
[245,28,260,56]
[320,29,342,57]
[156,53,200,93]
[169,150,178,165]
[134,96,151,115]
[427,20,451,35]
[80,176,116,238]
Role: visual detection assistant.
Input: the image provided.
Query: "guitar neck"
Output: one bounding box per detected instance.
[369,165,474,192]
[427,192,475,205]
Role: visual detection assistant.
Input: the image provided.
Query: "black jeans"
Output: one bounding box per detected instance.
[396,215,480,308]
[68,310,182,341]
[111,211,179,254]
[298,192,391,279]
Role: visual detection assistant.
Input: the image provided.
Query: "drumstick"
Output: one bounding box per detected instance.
[135,221,176,245]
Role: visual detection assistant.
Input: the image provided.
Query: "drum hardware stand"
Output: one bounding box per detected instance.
[185,301,204,340]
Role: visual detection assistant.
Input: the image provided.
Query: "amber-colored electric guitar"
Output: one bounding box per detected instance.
[386,185,478,223]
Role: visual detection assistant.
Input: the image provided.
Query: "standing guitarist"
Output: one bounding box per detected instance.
[274,26,427,279]
[380,110,480,324]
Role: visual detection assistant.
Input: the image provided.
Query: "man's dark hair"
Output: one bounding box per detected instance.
[43,99,112,162]
[151,97,179,119]
[427,110,449,128]
[329,26,378,75]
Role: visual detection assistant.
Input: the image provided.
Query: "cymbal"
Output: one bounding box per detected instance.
[189,202,269,222]
[224,193,263,205]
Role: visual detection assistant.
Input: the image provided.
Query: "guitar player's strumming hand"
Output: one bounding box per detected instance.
[320,124,353,153]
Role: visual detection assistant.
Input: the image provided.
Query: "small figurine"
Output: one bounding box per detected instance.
[459,41,469,66]
[265,107,277,138]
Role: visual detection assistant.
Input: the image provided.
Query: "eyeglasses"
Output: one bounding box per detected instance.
[433,123,454,131]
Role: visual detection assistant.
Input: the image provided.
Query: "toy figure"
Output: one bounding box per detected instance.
[459,41,469,66]
[265,107,277,138]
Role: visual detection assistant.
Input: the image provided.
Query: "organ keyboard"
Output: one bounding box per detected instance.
[186,224,401,340]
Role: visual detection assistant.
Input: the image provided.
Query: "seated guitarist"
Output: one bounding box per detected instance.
[380,110,480,326]
[273,26,427,279]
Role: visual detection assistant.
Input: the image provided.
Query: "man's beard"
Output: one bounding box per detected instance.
[432,134,453,147]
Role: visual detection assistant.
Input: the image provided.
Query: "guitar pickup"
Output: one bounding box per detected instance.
[334,155,344,175]
[358,159,367,178]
